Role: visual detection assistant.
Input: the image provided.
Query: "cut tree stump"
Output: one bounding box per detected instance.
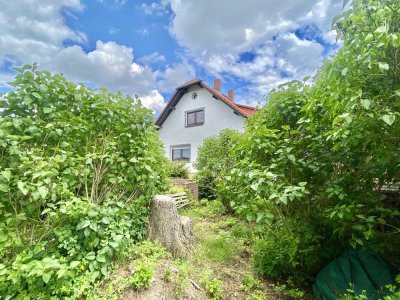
[148,195,194,256]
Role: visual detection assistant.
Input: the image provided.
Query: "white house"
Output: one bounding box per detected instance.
[155,78,256,170]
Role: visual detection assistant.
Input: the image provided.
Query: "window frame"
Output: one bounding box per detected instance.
[170,144,191,162]
[185,108,205,127]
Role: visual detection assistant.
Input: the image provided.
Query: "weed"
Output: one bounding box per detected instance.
[164,266,173,282]
[241,274,262,293]
[273,282,305,299]
[174,261,190,298]
[200,235,237,263]
[200,271,223,300]
[129,259,156,290]
[246,290,267,300]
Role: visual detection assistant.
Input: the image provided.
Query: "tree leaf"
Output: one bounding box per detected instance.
[379,62,389,71]
[38,186,49,199]
[96,254,106,263]
[17,181,28,195]
[360,99,370,109]
[375,26,387,33]
[32,92,42,99]
[381,114,396,126]
[0,183,9,193]
[42,273,51,284]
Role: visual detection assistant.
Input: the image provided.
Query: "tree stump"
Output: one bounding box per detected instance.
[148,195,194,256]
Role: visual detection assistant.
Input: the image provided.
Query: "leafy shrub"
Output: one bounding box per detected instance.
[200,271,223,300]
[129,259,156,289]
[168,161,190,178]
[252,218,334,285]
[240,274,262,293]
[218,0,400,286]
[195,129,240,206]
[0,66,167,298]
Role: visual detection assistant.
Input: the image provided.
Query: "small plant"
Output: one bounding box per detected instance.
[168,161,189,178]
[164,266,173,282]
[129,259,156,290]
[273,282,305,299]
[200,271,223,300]
[246,290,266,300]
[241,274,262,293]
[174,261,190,298]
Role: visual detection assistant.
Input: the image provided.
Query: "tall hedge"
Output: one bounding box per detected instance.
[0,66,167,298]
[219,0,400,285]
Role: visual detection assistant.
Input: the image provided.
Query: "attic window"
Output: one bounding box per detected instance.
[185,108,204,127]
[191,92,198,99]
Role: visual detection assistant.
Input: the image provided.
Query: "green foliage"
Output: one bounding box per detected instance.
[0,66,167,298]
[129,259,156,289]
[240,274,262,293]
[246,290,266,300]
[195,129,240,205]
[163,266,173,282]
[273,281,305,299]
[252,219,334,285]
[218,0,400,286]
[341,275,400,300]
[200,234,237,264]
[200,271,223,300]
[167,161,189,178]
[174,261,190,297]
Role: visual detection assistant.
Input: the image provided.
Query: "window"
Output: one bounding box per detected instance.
[171,145,190,162]
[186,109,204,127]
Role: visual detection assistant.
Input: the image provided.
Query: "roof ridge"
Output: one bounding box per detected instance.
[155,78,257,126]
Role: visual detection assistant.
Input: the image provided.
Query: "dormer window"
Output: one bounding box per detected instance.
[185,108,204,127]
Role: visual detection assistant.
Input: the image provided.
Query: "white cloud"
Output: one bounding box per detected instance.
[138,2,168,16]
[164,0,342,104]
[157,63,196,93]
[0,0,86,66]
[139,89,165,114]
[0,0,196,114]
[139,52,166,65]
[135,27,150,36]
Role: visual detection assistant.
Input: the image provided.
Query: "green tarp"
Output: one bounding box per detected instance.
[313,250,393,300]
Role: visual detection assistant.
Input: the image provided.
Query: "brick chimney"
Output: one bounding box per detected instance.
[214,78,221,92]
[228,89,234,101]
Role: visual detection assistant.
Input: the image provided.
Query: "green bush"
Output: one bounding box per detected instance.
[0,66,167,298]
[218,0,400,286]
[253,218,337,285]
[168,161,190,178]
[194,129,240,207]
[129,259,156,289]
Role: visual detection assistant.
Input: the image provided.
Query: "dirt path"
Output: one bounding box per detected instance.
[95,201,289,300]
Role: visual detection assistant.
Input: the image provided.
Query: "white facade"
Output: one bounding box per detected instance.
[158,85,246,170]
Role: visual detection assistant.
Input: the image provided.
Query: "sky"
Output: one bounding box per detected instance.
[0,0,343,115]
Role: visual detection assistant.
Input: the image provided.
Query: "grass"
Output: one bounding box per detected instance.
[179,200,278,299]
[92,200,289,300]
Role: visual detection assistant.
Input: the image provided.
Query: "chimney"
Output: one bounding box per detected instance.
[228,89,234,101]
[214,78,221,92]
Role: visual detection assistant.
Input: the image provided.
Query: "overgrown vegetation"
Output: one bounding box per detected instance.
[195,129,239,204]
[0,66,167,298]
[167,161,190,178]
[197,0,400,293]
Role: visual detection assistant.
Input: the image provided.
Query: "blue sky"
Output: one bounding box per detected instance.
[0,0,343,114]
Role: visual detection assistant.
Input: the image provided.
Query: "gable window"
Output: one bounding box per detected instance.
[186,108,204,127]
[171,144,190,162]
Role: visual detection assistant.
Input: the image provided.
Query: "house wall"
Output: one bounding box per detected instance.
[158,85,245,171]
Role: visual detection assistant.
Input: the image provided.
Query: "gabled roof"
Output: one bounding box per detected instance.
[155,78,257,126]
